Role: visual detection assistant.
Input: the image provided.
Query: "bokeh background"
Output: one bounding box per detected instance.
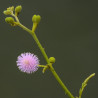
[0,0,98,98]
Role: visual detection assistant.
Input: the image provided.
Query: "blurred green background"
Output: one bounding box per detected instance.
[0,0,98,98]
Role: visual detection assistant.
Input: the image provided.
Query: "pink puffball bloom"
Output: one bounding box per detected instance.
[16,52,39,74]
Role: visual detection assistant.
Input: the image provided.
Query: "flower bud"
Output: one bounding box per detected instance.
[5,17,15,24]
[15,5,22,13]
[11,6,14,11]
[7,6,14,11]
[32,15,41,23]
[32,15,41,32]
[49,57,56,63]
[3,10,12,15]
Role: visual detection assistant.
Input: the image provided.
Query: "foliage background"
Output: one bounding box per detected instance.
[0,0,98,98]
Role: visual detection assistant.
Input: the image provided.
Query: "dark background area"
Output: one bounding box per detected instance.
[0,0,98,98]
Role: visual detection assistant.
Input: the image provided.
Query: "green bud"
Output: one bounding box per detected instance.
[5,17,15,24]
[49,57,56,63]
[7,6,14,11]
[3,10,12,15]
[15,5,22,13]
[32,15,41,23]
[11,6,14,11]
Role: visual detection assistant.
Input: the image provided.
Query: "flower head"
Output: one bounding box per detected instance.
[16,52,39,74]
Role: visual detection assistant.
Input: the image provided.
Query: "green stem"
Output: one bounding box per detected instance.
[32,32,50,64]
[49,64,74,98]
[17,22,74,98]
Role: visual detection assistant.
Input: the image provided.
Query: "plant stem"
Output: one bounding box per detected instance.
[49,64,74,98]
[32,32,50,64]
[17,22,74,98]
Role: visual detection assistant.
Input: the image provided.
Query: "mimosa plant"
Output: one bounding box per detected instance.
[3,5,95,98]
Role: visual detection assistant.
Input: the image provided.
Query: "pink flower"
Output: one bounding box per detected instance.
[16,52,39,74]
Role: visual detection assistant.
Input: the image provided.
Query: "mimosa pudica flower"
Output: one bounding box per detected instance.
[16,52,39,74]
